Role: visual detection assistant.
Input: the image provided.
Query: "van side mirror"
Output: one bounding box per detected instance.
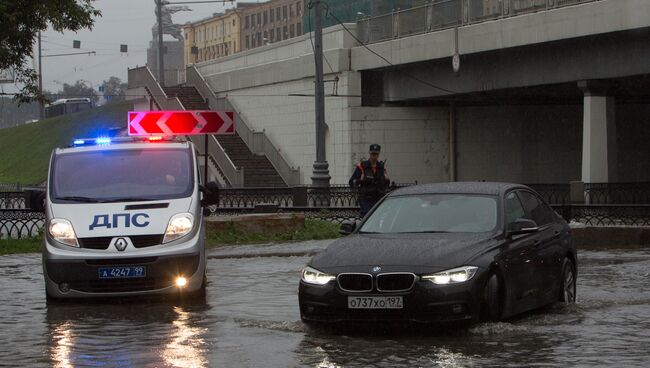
[200,181,220,207]
[507,218,539,237]
[339,220,357,236]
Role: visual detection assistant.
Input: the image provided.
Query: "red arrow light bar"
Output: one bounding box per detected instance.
[128,110,235,136]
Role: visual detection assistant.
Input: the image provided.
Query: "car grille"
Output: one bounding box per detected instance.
[337,273,373,292]
[77,235,164,250]
[376,273,416,292]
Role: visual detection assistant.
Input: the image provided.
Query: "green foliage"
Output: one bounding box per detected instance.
[0,101,133,184]
[0,236,42,255]
[102,76,128,103]
[0,0,101,103]
[59,80,99,104]
[205,219,341,246]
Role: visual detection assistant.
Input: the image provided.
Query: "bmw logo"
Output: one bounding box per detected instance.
[372,266,382,273]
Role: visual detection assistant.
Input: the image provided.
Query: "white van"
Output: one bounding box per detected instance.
[42,136,213,299]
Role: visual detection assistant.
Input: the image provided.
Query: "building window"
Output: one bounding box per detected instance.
[257,13,261,26]
[263,10,268,25]
[246,35,249,49]
[257,32,262,45]
[263,30,268,43]
[290,24,294,38]
[270,8,274,23]
[245,16,249,29]
[283,6,287,19]
[296,2,302,16]
[270,29,275,42]
[276,7,281,21]
[283,26,288,40]
[290,4,294,17]
[276,27,281,40]
[252,36,256,48]
[297,22,302,36]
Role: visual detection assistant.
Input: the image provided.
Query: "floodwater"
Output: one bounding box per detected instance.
[1,240,649,367]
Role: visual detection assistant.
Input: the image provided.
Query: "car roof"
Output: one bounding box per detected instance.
[55,140,191,154]
[389,182,531,197]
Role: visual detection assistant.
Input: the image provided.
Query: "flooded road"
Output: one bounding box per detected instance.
[1,240,649,367]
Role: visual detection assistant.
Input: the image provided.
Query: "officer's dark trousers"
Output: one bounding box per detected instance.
[359,199,376,218]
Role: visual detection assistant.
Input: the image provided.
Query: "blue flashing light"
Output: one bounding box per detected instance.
[73,139,85,146]
[95,137,111,145]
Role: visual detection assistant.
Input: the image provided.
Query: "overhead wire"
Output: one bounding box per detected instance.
[322,2,457,95]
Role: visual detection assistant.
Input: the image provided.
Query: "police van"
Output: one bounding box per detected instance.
[42,135,215,299]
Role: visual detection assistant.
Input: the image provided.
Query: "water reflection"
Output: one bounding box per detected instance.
[163,306,208,368]
[46,299,210,367]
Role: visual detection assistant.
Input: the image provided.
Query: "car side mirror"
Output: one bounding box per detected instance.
[507,218,539,237]
[200,181,220,207]
[339,220,357,236]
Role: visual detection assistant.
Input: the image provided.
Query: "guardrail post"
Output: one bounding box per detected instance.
[570,181,585,204]
[292,186,308,207]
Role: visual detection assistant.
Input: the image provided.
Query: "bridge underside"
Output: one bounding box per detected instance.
[358,28,650,184]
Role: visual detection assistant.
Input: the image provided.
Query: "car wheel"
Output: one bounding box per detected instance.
[559,258,576,303]
[482,273,501,322]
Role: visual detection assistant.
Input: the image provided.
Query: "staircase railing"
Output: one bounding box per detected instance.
[186,65,301,186]
[127,66,244,187]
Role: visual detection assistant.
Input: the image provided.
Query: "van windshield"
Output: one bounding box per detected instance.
[51,148,194,203]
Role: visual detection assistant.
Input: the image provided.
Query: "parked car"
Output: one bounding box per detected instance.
[299,182,577,324]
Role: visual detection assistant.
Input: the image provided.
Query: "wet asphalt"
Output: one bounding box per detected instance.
[1,240,649,367]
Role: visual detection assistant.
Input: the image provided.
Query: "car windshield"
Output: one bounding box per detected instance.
[359,194,498,234]
[51,148,193,202]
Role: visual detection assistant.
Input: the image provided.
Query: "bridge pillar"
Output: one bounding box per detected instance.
[578,80,617,183]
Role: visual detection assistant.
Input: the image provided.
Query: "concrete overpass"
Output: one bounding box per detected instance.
[175,0,649,185]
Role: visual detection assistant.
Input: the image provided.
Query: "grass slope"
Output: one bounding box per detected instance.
[0,101,133,184]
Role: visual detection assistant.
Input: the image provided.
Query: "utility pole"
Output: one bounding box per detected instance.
[157,0,165,86]
[310,0,330,187]
[38,31,44,120]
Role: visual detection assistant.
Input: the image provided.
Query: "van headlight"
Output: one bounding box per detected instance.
[422,266,478,285]
[301,266,335,285]
[48,219,79,247]
[163,213,194,243]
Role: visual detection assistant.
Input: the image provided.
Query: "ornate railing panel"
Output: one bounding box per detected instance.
[218,187,294,208]
[0,192,27,209]
[526,184,570,205]
[0,210,45,239]
[584,182,650,204]
[552,204,650,227]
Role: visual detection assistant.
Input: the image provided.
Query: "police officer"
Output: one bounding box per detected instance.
[349,144,390,217]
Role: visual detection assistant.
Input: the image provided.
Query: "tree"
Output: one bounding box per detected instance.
[102,76,128,103]
[0,1,101,104]
[61,80,99,104]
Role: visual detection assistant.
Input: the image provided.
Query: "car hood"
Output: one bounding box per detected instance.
[310,232,498,274]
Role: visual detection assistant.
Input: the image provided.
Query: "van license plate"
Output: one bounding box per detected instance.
[98,266,146,279]
[348,296,403,309]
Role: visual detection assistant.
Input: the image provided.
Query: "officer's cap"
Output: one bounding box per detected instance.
[369,144,381,153]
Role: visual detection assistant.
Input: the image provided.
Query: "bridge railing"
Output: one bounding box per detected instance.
[357,0,601,45]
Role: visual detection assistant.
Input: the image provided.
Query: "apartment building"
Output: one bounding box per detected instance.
[183,5,251,66]
[240,0,304,51]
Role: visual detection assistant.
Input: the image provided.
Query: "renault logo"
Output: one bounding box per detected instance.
[114,238,128,252]
[372,266,382,273]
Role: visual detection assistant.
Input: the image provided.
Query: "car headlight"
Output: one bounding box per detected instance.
[163,213,194,243]
[301,266,335,285]
[422,266,478,285]
[48,218,79,247]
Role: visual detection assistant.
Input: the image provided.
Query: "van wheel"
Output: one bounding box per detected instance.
[559,258,576,303]
[482,273,501,322]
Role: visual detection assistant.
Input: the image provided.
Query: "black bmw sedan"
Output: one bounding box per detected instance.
[299,182,577,324]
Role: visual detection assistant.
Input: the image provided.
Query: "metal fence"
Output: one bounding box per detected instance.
[0,210,45,239]
[357,0,601,44]
[3,181,650,239]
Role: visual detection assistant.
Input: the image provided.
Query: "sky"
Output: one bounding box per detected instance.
[4,0,246,94]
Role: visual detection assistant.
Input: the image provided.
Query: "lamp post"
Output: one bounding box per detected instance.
[310,0,330,188]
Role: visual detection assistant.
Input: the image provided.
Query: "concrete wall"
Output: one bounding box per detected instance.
[617,103,650,182]
[456,105,583,183]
